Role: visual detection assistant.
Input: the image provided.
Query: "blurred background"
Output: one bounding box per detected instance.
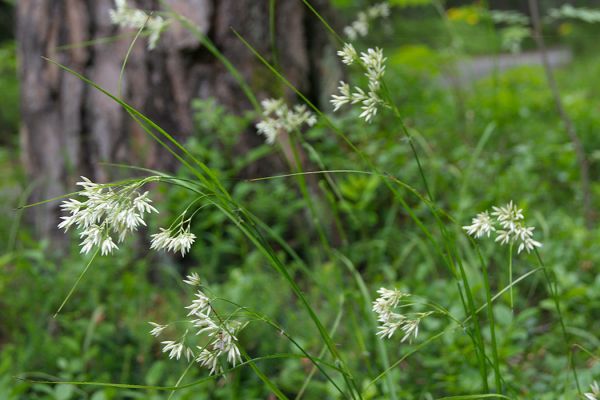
[2,0,600,399]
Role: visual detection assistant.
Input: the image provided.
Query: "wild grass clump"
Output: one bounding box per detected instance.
[8,0,600,399]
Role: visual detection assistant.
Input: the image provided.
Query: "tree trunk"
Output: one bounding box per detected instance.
[17,0,336,242]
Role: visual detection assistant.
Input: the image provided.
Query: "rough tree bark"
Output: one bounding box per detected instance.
[17,0,336,242]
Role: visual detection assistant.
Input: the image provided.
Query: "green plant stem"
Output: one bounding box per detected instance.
[54,249,99,317]
[118,16,148,98]
[508,244,514,310]
[474,243,503,393]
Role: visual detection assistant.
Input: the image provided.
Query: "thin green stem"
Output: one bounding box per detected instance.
[508,244,514,310]
[54,249,99,317]
[474,242,503,393]
[118,16,148,98]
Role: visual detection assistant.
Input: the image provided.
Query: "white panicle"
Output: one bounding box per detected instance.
[150,275,246,376]
[361,48,386,91]
[109,0,170,50]
[255,98,317,144]
[463,211,495,238]
[331,81,352,112]
[372,287,407,319]
[149,322,168,337]
[146,16,168,50]
[196,348,220,375]
[150,226,196,257]
[161,340,185,360]
[585,381,599,400]
[183,272,201,286]
[465,201,542,254]
[186,290,211,317]
[331,46,387,123]
[372,287,431,343]
[344,2,390,40]
[491,200,524,231]
[337,43,358,65]
[58,177,159,255]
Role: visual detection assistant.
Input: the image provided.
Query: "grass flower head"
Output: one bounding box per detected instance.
[58,177,158,255]
[256,98,317,144]
[372,287,431,343]
[149,275,246,375]
[465,201,542,254]
[109,0,170,49]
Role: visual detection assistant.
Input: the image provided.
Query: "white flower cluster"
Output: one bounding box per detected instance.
[464,201,543,254]
[150,226,196,257]
[586,381,600,400]
[344,2,391,40]
[109,0,169,50]
[372,288,432,343]
[58,177,158,255]
[331,44,387,123]
[149,274,245,375]
[255,98,317,144]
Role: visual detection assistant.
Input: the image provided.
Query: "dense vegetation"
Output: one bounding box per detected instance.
[1,1,600,399]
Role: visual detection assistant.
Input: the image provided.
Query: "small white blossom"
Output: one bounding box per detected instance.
[169,229,196,256]
[150,226,196,257]
[331,47,386,123]
[372,287,408,321]
[109,0,170,50]
[361,47,386,91]
[491,200,524,231]
[585,381,600,400]
[255,98,317,144]
[467,201,543,254]
[495,230,512,245]
[183,272,202,286]
[337,43,358,65]
[197,348,221,375]
[161,340,185,360]
[149,228,171,250]
[146,16,168,50]
[331,81,352,112]
[149,322,168,337]
[151,275,246,376]
[513,226,542,254]
[359,91,381,123]
[100,235,118,256]
[58,177,159,255]
[463,211,495,238]
[376,312,405,339]
[186,290,211,317]
[373,287,431,343]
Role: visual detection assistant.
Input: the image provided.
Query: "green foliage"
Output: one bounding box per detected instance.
[3,1,600,399]
[0,41,19,144]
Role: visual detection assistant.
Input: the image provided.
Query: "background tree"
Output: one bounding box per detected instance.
[17,0,335,241]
